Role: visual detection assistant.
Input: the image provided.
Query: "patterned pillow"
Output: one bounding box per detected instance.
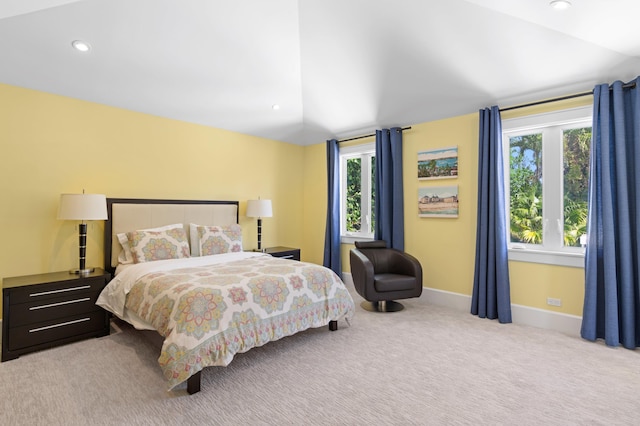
[127,224,191,263]
[197,224,243,256]
[118,224,185,264]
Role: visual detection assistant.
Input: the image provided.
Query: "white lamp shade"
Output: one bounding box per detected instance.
[246,199,272,218]
[57,193,108,220]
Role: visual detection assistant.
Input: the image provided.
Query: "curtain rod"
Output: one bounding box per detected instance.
[499,91,592,112]
[338,126,412,143]
[500,81,637,113]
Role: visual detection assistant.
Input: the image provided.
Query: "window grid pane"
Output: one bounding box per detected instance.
[340,143,376,240]
[509,133,543,244]
[370,155,376,233]
[346,157,362,232]
[562,127,591,247]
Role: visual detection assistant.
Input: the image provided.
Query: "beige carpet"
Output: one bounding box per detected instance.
[1,288,639,425]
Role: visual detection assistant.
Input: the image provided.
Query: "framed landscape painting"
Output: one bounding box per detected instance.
[418,186,459,218]
[418,146,458,180]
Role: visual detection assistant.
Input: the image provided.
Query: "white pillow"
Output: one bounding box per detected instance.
[189,223,201,256]
[117,233,134,264]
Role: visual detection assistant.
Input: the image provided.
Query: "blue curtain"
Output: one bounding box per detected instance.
[323,138,342,276]
[581,77,640,349]
[471,106,512,323]
[374,127,404,250]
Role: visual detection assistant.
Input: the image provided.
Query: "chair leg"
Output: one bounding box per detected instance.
[360,300,404,312]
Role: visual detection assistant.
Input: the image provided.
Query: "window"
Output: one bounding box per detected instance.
[502,106,591,267]
[340,143,375,243]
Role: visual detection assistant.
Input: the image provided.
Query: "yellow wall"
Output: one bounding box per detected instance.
[303,99,592,318]
[0,84,304,314]
[301,142,327,264]
[0,82,589,320]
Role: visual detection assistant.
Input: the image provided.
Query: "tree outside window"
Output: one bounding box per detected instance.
[509,133,543,244]
[562,127,590,247]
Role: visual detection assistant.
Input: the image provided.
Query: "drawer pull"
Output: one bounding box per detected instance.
[29,285,91,297]
[29,297,91,311]
[29,317,91,333]
[280,255,294,259]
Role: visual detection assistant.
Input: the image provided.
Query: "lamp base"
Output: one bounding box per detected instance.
[69,267,95,275]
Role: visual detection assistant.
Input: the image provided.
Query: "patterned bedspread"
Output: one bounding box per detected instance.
[102,254,355,389]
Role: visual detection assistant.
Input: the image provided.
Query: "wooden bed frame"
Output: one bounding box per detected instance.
[103,197,338,394]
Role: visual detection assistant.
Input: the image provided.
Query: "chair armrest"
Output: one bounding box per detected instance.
[388,250,423,283]
[350,249,375,297]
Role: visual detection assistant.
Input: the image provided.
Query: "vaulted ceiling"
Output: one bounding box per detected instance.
[1,0,639,145]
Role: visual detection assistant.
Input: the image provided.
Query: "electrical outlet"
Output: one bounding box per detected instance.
[547,297,562,307]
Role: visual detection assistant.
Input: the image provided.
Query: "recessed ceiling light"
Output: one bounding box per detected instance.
[71,40,91,52]
[272,104,280,111]
[549,0,572,10]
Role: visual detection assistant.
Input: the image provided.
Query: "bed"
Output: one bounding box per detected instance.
[96,198,355,394]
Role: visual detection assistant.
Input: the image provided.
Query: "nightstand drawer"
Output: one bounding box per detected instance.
[8,276,106,304]
[8,311,107,352]
[9,291,102,327]
[272,250,299,260]
[264,247,301,261]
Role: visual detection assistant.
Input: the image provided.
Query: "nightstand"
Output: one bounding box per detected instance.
[264,246,301,261]
[2,269,111,362]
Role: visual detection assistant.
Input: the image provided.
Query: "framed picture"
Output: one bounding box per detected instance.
[418,146,458,180]
[418,186,459,218]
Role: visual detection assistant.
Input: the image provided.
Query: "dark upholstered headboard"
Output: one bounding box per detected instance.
[103,198,239,275]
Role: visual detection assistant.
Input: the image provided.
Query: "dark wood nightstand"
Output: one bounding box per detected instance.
[264,246,301,261]
[2,269,111,362]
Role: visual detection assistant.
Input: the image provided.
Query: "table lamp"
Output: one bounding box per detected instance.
[246,199,272,252]
[57,192,108,274]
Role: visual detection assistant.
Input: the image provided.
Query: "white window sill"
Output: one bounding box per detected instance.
[341,235,374,245]
[508,247,585,268]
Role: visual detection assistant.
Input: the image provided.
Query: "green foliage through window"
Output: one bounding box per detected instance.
[509,133,543,244]
[346,158,362,232]
[562,127,590,247]
[509,127,590,247]
[345,155,375,234]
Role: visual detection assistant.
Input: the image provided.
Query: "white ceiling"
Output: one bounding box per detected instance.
[1,0,639,145]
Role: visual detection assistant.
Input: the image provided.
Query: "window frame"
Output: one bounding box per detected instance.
[502,105,592,268]
[339,142,375,244]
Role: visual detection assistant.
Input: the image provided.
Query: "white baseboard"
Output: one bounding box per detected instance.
[341,272,582,337]
[341,272,354,288]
